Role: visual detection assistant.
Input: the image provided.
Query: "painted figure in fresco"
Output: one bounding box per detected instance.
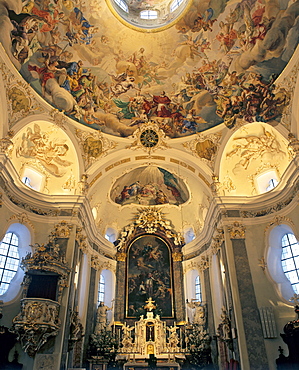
[1,0,295,139]
[153,91,172,117]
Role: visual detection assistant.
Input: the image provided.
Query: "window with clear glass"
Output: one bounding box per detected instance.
[266,178,278,192]
[281,233,299,294]
[114,0,128,12]
[140,10,158,19]
[170,0,183,12]
[195,275,202,302]
[0,232,20,295]
[98,274,105,304]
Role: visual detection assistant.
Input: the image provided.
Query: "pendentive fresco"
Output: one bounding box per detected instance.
[0,0,296,138]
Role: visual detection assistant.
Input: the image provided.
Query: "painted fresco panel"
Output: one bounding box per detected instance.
[1,0,296,137]
[126,235,173,318]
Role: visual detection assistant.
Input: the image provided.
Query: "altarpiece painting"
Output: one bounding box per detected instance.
[126,235,173,319]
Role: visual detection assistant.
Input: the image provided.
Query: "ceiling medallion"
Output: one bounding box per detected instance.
[105,0,192,32]
[127,122,169,152]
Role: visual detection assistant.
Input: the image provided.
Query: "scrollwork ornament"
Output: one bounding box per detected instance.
[227,222,245,239]
[8,212,35,230]
[288,133,299,155]
[76,129,117,168]
[76,227,90,253]
[211,228,224,254]
[0,131,14,156]
[49,221,73,240]
[199,255,210,271]
[183,132,221,167]
[127,122,169,153]
[11,298,61,357]
[264,216,294,234]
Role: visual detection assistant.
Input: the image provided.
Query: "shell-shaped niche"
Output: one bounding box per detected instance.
[110,165,189,206]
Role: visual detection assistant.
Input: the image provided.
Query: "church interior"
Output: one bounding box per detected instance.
[1,0,299,369]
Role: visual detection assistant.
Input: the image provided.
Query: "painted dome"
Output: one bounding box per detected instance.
[1,0,296,138]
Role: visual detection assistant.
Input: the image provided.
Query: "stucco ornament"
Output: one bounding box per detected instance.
[0,131,14,157]
[116,208,183,251]
[227,222,246,239]
[127,122,169,153]
[11,240,70,357]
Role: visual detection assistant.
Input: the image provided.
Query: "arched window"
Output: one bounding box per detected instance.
[0,232,20,295]
[195,275,202,302]
[98,274,105,304]
[281,233,299,294]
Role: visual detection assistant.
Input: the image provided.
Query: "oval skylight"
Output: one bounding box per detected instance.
[106,0,191,32]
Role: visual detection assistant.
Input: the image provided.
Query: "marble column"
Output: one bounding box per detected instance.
[114,252,126,322]
[226,222,268,370]
[172,252,185,323]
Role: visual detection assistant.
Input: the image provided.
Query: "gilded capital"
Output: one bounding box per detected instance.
[116,252,127,262]
[227,222,245,239]
[172,252,183,262]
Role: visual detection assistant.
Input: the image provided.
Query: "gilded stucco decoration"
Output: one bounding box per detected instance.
[76,129,117,168]
[127,122,169,153]
[183,133,221,166]
[264,216,295,234]
[8,212,35,230]
[11,240,70,357]
[0,59,44,127]
[258,257,267,273]
[276,60,299,132]
[227,222,246,239]
[49,221,73,239]
[11,298,61,357]
[91,256,116,273]
[116,208,183,251]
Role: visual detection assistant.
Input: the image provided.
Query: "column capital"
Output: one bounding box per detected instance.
[227,222,246,239]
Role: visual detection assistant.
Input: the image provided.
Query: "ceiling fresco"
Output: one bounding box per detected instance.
[110,165,189,206]
[2,0,297,138]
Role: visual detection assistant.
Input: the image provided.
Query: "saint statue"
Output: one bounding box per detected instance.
[94,301,113,334]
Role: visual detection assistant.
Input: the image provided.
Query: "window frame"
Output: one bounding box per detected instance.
[0,232,20,295]
[195,275,202,302]
[0,224,31,303]
[98,274,105,305]
[281,233,299,294]
[267,224,297,301]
